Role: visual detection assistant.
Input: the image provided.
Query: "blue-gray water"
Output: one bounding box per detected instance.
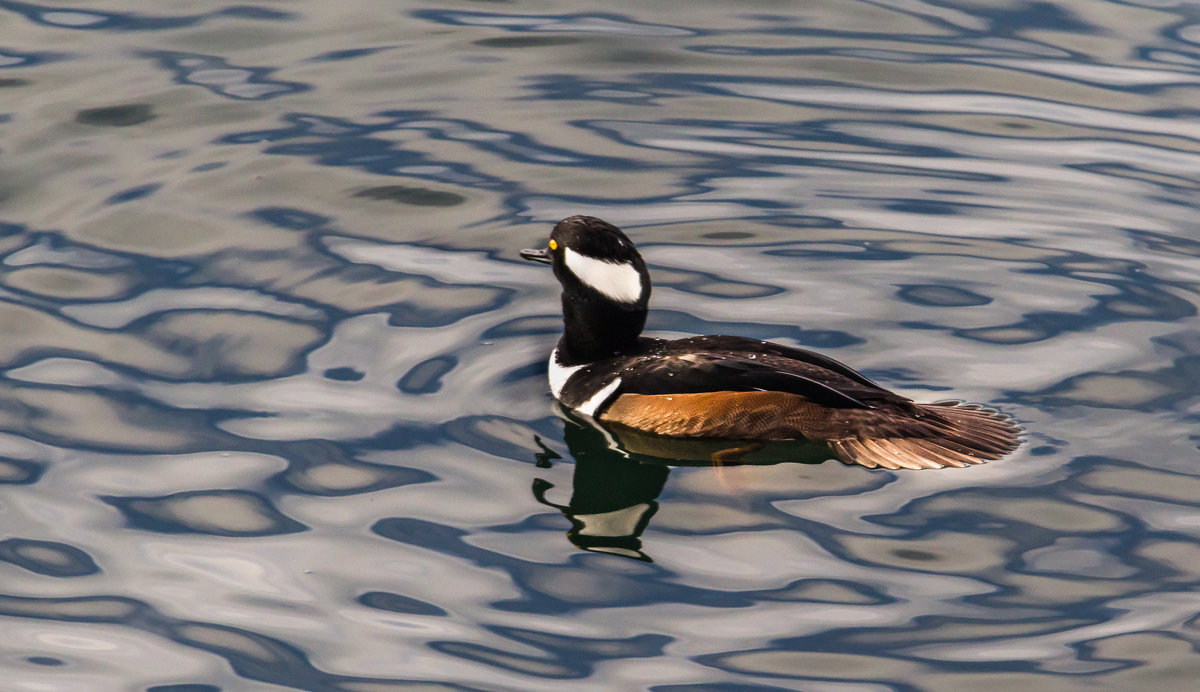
[2,1,1200,690]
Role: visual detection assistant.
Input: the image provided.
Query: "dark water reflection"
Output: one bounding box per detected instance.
[531,410,862,561]
[2,0,1200,689]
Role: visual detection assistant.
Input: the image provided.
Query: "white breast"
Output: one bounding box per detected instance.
[563,248,643,303]
[547,348,622,416]
[547,348,583,400]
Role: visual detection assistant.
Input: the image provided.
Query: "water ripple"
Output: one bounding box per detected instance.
[143,51,308,101]
[1,0,1199,689]
[413,9,698,37]
[0,1,293,31]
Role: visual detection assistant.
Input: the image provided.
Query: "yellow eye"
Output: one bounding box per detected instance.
[548,239,558,251]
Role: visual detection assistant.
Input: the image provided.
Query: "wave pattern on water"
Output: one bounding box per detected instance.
[0,0,1199,690]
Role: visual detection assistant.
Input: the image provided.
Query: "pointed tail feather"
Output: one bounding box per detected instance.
[828,401,1021,470]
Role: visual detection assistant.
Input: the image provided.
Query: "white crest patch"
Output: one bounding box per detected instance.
[547,348,583,400]
[564,248,643,303]
[576,377,622,417]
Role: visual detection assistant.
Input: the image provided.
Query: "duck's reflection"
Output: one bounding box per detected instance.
[532,405,834,561]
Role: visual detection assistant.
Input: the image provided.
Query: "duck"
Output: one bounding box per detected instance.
[521,215,1021,470]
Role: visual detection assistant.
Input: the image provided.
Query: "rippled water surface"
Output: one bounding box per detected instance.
[3,1,1200,689]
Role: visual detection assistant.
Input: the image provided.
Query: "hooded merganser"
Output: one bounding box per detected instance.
[521,215,1021,470]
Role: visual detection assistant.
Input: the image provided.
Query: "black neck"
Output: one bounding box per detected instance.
[557,290,647,364]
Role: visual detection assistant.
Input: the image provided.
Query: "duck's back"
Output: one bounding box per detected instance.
[567,335,1020,470]
[562,335,903,411]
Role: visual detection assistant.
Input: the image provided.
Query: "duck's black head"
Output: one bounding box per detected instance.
[522,216,650,363]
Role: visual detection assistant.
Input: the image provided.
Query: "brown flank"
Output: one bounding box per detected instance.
[599,391,1021,470]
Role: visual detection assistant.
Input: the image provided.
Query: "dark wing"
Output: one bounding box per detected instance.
[696,336,888,391]
[615,355,868,408]
[598,337,910,410]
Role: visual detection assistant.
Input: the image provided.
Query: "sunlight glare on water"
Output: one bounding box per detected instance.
[1,0,1199,690]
